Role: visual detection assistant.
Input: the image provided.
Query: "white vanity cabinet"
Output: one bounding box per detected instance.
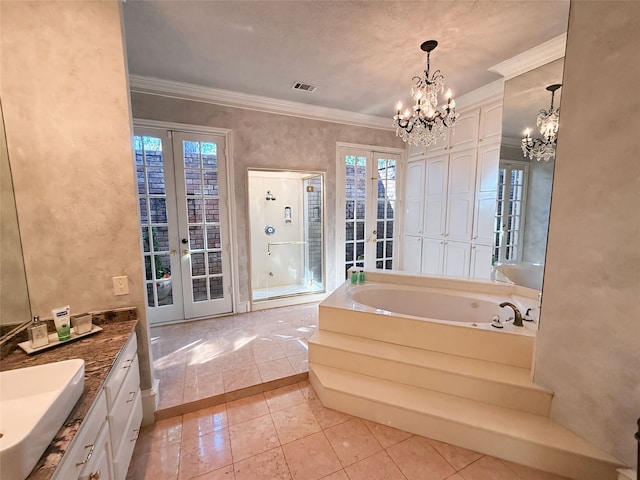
[52,332,142,480]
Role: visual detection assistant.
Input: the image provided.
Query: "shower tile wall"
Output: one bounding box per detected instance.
[306,176,323,285]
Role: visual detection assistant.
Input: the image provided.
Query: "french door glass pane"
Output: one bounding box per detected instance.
[375,157,396,270]
[135,135,174,308]
[344,155,368,276]
[182,140,224,304]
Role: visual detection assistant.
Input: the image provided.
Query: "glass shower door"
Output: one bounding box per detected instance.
[248,170,324,303]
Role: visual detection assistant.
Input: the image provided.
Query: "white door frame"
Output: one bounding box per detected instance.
[133,119,242,316]
[335,142,405,286]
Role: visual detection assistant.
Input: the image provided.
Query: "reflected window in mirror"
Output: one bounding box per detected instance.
[494,161,529,264]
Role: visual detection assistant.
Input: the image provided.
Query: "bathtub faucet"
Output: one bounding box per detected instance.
[499,302,523,327]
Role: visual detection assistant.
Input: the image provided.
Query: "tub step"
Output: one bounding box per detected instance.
[308,330,553,416]
[319,304,535,368]
[309,364,621,480]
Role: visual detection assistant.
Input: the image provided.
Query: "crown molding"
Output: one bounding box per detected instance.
[501,136,522,148]
[455,79,505,111]
[128,75,392,130]
[489,33,567,80]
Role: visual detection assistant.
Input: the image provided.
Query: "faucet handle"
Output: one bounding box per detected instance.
[524,307,537,322]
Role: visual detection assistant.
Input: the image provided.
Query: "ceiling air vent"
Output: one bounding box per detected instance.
[291,81,317,93]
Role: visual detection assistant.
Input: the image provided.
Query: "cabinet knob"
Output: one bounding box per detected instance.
[89,470,101,480]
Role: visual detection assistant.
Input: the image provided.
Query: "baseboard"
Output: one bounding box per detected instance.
[141,377,160,426]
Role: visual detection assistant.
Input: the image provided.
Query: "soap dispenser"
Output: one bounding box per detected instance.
[28,315,49,349]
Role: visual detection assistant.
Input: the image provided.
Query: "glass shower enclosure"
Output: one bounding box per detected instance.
[248,169,324,303]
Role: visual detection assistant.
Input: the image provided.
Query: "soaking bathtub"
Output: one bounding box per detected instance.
[318,270,541,368]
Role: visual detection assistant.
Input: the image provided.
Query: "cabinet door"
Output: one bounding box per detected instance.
[403,160,425,235]
[449,108,480,150]
[79,421,113,480]
[423,154,448,237]
[471,244,494,280]
[402,235,422,274]
[443,241,471,278]
[112,394,143,480]
[108,356,140,456]
[52,393,109,480]
[446,148,477,242]
[473,143,499,244]
[421,238,445,275]
[479,103,503,141]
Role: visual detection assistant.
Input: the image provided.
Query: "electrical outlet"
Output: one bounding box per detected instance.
[113,276,129,296]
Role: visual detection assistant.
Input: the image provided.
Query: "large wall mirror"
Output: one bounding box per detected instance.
[0,101,32,329]
[496,57,564,290]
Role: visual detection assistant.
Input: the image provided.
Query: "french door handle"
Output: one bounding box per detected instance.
[183,249,191,256]
[170,249,177,255]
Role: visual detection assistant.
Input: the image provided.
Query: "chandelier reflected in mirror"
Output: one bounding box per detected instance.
[521,84,562,161]
[393,40,458,147]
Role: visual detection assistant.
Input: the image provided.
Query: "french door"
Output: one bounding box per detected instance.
[494,161,528,264]
[134,127,233,324]
[337,146,402,280]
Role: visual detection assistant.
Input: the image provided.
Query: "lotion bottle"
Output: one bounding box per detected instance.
[28,315,49,349]
[52,305,71,341]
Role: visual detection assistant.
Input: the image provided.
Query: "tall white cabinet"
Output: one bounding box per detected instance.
[402,101,502,279]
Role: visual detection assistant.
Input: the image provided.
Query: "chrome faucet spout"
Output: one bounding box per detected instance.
[499,302,524,327]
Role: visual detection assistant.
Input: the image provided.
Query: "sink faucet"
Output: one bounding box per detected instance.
[499,302,523,327]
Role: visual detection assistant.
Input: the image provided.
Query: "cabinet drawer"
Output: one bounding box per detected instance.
[79,420,113,480]
[108,355,140,453]
[112,394,143,480]
[104,333,137,407]
[52,392,108,480]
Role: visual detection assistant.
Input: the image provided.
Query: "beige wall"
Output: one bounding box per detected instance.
[534,1,640,467]
[130,93,405,303]
[0,1,153,391]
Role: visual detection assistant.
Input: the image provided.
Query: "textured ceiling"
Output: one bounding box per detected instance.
[122,0,570,118]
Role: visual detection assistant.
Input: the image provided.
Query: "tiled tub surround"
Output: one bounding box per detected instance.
[151,303,318,418]
[0,309,138,480]
[309,271,622,479]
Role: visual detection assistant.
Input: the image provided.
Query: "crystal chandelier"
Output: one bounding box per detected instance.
[393,40,458,146]
[521,84,562,161]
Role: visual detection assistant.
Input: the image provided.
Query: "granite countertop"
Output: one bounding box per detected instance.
[1,316,139,480]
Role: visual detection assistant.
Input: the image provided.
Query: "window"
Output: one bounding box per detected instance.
[494,161,528,263]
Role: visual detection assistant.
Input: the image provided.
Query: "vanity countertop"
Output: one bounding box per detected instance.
[1,316,139,480]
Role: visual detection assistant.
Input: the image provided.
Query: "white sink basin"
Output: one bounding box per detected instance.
[0,359,85,480]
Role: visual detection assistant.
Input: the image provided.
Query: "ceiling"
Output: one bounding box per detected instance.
[122,0,570,119]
